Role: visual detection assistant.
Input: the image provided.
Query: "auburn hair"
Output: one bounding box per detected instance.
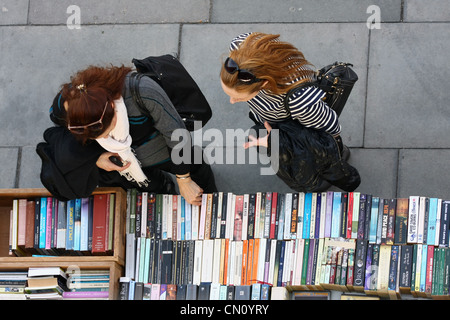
[220,33,315,95]
[61,65,132,143]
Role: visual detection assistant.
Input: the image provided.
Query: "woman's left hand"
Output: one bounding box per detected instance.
[243,121,272,149]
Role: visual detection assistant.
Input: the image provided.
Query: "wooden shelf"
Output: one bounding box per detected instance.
[0,187,127,300]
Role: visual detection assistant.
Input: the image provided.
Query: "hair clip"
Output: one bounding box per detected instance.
[76,84,86,92]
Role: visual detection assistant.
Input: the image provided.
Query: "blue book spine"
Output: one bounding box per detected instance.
[39,197,47,249]
[331,192,342,238]
[427,198,438,245]
[369,197,380,243]
[303,193,312,239]
[181,197,185,241]
[73,198,81,251]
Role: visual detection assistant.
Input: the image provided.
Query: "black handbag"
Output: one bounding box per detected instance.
[285,62,358,116]
[130,54,212,131]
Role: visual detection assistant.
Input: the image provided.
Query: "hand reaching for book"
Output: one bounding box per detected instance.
[243,121,271,149]
[96,152,131,172]
[176,175,203,206]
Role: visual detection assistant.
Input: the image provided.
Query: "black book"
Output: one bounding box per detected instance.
[220,193,228,239]
[364,195,372,241]
[161,239,173,284]
[134,282,144,300]
[399,245,413,290]
[439,201,450,247]
[186,284,198,300]
[210,193,218,239]
[226,285,235,300]
[198,282,211,300]
[248,194,256,239]
[177,284,187,300]
[235,285,251,300]
[353,239,368,290]
[357,194,367,240]
[340,193,348,238]
[118,278,130,300]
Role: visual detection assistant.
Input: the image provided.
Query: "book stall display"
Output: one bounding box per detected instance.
[0,187,127,300]
[120,190,450,300]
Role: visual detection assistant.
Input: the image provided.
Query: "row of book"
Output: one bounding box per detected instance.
[119,278,273,300]
[126,190,450,247]
[123,236,450,299]
[0,267,110,300]
[123,190,450,299]
[9,193,115,256]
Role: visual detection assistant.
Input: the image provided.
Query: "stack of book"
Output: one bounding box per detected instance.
[62,269,110,300]
[25,267,69,300]
[0,271,27,300]
[8,193,115,257]
[122,190,450,300]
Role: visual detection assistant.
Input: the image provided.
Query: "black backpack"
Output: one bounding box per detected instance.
[285,62,358,117]
[130,54,212,131]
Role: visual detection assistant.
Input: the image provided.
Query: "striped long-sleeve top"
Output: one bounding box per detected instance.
[230,33,341,136]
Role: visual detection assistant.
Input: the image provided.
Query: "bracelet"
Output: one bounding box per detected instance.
[176,174,190,180]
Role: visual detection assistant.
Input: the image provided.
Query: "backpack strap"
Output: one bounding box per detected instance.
[129,72,150,117]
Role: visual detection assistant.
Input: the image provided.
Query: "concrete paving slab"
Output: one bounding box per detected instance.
[0,0,29,25]
[398,149,450,200]
[335,148,398,199]
[181,23,368,147]
[0,147,19,188]
[29,0,210,24]
[18,145,43,188]
[404,0,450,22]
[0,24,180,147]
[365,23,450,148]
[209,147,293,194]
[212,0,401,23]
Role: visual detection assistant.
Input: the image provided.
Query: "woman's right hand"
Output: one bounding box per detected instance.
[96,152,131,172]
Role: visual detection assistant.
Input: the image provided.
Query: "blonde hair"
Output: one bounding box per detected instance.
[220,33,315,95]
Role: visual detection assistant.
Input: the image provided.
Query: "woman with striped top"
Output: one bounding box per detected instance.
[220,32,360,192]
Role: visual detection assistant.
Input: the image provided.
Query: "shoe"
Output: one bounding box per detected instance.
[341,145,351,161]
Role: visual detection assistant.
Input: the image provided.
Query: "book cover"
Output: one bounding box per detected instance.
[330,192,341,238]
[92,194,108,253]
[407,196,420,243]
[303,193,312,239]
[394,198,409,245]
[269,192,278,239]
[386,198,397,245]
[427,198,438,246]
[368,197,379,244]
[234,195,244,241]
[399,244,413,293]
[235,285,251,300]
[353,239,368,292]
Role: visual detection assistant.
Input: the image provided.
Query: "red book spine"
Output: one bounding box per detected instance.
[92,194,108,253]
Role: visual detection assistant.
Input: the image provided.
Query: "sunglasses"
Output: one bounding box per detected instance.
[68,100,109,135]
[224,57,261,84]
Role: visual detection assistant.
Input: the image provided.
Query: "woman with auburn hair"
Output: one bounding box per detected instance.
[220,32,360,192]
[46,64,216,205]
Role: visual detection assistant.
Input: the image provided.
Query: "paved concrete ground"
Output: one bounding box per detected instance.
[1,0,450,202]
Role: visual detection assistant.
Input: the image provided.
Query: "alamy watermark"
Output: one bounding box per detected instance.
[67,5,81,29]
[170,121,279,176]
[367,5,381,29]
